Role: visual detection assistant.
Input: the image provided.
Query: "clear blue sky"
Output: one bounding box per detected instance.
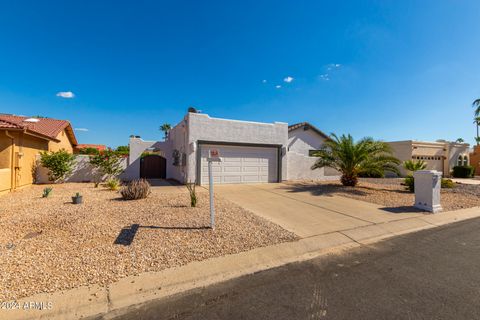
[1,1,479,147]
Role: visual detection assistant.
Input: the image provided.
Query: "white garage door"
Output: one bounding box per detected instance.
[200,144,278,185]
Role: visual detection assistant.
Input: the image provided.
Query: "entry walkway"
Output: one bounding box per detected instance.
[216,183,424,238]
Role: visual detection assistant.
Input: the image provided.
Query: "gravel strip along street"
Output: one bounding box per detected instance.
[0,183,298,301]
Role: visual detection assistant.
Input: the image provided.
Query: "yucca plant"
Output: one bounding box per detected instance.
[42,187,53,198]
[105,178,121,191]
[311,134,400,187]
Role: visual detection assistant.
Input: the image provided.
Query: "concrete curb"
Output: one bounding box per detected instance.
[3,206,480,320]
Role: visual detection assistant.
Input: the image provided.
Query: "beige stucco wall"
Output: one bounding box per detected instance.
[0,131,49,193]
[49,129,74,153]
[0,129,75,194]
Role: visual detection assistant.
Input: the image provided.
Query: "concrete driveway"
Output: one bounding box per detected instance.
[216,183,424,238]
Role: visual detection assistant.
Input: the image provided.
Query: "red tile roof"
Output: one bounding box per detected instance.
[75,144,106,151]
[0,114,78,145]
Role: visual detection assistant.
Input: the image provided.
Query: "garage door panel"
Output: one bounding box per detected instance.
[200,144,278,185]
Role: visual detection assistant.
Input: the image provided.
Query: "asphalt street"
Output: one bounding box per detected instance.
[113,217,480,320]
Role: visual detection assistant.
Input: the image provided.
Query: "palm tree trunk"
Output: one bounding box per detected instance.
[477,124,479,145]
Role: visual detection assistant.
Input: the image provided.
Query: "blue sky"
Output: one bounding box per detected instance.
[1,0,480,147]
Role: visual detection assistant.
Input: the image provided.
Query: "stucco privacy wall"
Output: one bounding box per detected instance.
[185,113,288,183]
[36,155,127,183]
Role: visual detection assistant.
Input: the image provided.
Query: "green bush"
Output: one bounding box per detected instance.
[452,166,475,178]
[441,178,455,188]
[403,175,415,192]
[40,149,75,182]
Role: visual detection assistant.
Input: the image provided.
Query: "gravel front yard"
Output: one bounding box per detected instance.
[0,183,297,301]
[285,178,480,212]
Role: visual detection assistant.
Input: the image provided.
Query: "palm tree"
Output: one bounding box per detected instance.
[473,99,480,117]
[159,123,171,140]
[311,134,400,187]
[455,138,464,143]
[474,117,480,145]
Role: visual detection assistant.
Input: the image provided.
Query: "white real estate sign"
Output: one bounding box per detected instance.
[207,149,222,229]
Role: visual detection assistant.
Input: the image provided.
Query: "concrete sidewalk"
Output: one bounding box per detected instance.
[4,204,480,320]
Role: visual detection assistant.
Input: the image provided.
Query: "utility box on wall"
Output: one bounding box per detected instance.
[414,170,443,213]
[14,152,23,168]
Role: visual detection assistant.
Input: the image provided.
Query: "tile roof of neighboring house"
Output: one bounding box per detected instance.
[288,122,330,139]
[75,144,107,151]
[0,114,78,145]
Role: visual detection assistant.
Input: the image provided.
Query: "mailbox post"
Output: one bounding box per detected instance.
[207,149,222,229]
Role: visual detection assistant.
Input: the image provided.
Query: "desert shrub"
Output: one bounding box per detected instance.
[105,178,121,191]
[452,166,475,178]
[120,179,151,200]
[89,150,124,181]
[186,182,197,207]
[40,149,75,182]
[42,187,53,198]
[441,178,455,188]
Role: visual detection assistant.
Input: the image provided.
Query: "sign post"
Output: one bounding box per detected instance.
[207,149,221,229]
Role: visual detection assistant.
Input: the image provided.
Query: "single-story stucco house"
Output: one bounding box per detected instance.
[0,114,78,194]
[124,111,338,184]
[387,140,470,177]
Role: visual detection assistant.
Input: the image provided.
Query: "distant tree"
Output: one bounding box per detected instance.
[115,145,129,155]
[474,117,480,145]
[455,138,465,143]
[78,147,100,155]
[159,123,171,140]
[473,99,480,117]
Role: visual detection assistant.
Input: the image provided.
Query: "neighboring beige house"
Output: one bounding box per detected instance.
[0,114,77,194]
[387,140,470,177]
